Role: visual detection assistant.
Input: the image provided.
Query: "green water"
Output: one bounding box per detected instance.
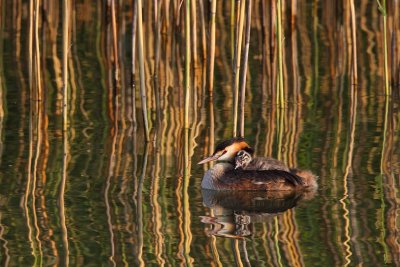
[0,1,399,266]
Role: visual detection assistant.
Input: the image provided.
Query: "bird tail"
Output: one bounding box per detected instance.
[290,168,318,189]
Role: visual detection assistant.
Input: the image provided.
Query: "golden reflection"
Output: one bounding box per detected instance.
[262,223,273,266]
[281,211,301,267]
[232,239,243,267]
[274,217,283,267]
[0,213,10,266]
[24,71,36,263]
[151,130,166,266]
[104,99,118,267]
[382,98,400,263]
[339,82,358,267]
[378,96,397,263]
[182,129,193,266]
[176,136,185,265]
[208,218,223,266]
[136,144,149,267]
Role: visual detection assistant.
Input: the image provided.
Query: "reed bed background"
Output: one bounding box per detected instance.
[0,0,399,266]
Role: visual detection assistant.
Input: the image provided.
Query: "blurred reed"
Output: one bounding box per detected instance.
[185,0,191,129]
[111,0,119,81]
[350,0,358,84]
[131,0,137,125]
[208,0,217,95]
[239,0,252,137]
[276,0,284,107]
[376,0,390,94]
[232,0,246,137]
[191,0,198,67]
[137,0,150,141]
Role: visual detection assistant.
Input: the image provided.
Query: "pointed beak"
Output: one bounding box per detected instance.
[198,154,220,164]
[234,162,242,170]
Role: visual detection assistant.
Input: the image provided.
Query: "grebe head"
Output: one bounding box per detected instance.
[198,137,254,165]
[234,150,252,169]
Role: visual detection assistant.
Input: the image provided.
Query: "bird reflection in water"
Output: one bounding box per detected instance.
[200,189,316,238]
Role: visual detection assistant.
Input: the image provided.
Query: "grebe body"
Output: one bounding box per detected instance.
[198,138,317,191]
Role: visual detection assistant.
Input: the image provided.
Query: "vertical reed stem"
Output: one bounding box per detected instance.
[131,0,137,125]
[185,0,191,129]
[230,0,235,61]
[208,0,217,95]
[62,1,69,132]
[239,0,252,137]
[28,0,34,84]
[137,0,150,141]
[232,0,245,137]
[111,0,119,81]
[132,1,137,77]
[270,1,277,102]
[198,0,207,60]
[191,0,197,67]
[34,0,41,101]
[383,2,390,94]
[349,0,358,84]
[380,96,390,171]
[154,1,162,78]
[277,0,284,107]
[376,0,389,94]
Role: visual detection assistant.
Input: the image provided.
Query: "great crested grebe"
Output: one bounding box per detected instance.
[198,137,317,191]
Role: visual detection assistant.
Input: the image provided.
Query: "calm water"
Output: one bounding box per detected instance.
[0,1,399,266]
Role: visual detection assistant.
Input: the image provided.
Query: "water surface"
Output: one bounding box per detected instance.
[0,1,399,266]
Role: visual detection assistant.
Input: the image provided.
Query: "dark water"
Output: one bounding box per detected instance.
[0,1,399,266]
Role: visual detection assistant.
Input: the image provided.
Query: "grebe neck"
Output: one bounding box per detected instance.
[201,162,234,190]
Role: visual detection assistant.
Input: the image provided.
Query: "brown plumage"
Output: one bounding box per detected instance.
[234,149,318,188]
[199,138,318,191]
[201,163,309,191]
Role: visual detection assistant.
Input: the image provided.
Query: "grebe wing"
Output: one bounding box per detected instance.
[223,169,304,186]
